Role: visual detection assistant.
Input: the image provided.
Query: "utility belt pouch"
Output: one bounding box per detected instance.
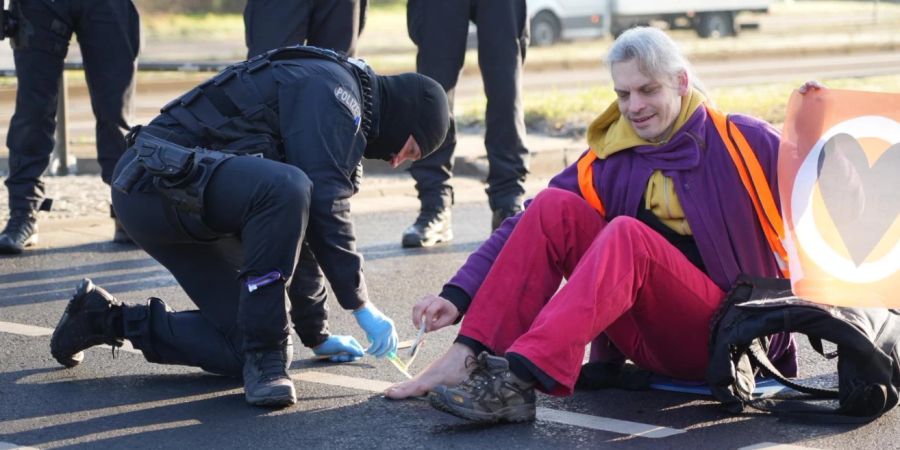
[113,132,194,194]
[113,132,233,214]
[152,146,233,215]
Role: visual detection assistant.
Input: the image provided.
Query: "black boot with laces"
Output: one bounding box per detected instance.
[401,207,452,248]
[0,209,39,254]
[243,347,296,407]
[50,279,124,367]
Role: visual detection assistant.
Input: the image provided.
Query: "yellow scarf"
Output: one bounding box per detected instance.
[585,88,706,235]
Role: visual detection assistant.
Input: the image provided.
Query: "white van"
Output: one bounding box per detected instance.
[527,0,771,46]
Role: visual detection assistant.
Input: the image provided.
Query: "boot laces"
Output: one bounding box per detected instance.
[460,354,496,394]
[414,208,447,228]
[258,351,287,382]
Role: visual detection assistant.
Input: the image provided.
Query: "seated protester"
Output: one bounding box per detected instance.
[49,45,450,408]
[383,27,810,423]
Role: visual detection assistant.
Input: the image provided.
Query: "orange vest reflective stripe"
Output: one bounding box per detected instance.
[577,150,604,216]
[576,105,790,277]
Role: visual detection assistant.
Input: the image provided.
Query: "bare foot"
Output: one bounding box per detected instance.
[384,343,474,399]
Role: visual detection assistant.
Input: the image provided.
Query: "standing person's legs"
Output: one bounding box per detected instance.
[401,0,470,247]
[74,0,140,187]
[0,0,74,253]
[244,0,312,58]
[475,0,529,227]
[308,0,360,56]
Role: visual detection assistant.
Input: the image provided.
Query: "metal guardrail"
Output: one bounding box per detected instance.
[1,60,233,175]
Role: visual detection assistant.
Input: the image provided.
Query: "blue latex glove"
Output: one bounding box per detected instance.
[353,304,398,358]
[313,335,365,362]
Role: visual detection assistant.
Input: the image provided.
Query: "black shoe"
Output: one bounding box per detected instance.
[491,204,523,230]
[50,279,124,368]
[428,352,536,423]
[0,209,38,255]
[402,208,452,248]
[243,348,297,407]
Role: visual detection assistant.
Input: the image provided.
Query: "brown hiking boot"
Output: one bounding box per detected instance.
[428,352,536,423]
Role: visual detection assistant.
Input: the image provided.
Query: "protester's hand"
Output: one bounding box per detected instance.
[412,294,460,332]
[799,80,827,94]
[313,335,365,362]
[353,304,398,358]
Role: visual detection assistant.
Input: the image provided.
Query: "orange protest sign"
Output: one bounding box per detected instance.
[778,88,900,307]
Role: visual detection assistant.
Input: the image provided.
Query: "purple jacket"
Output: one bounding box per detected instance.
[443,106,797,375]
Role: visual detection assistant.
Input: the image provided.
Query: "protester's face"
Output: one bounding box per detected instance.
[611,59,687,142]
[389,135,422,168]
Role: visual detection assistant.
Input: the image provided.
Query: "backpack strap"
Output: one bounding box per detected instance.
[745,336,891,424]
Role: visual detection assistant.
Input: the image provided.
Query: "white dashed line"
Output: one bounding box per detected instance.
[293,370,393,393]
[0,320,139,353]
[0,321,53,337]
[294,371,685,438]
[0,442,40,450]
[37,420,201,449]
[536,407,685,438]
[739,443,822,450]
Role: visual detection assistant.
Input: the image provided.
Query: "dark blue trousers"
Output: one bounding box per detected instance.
[407,0,530,211]
[5,0,139,211]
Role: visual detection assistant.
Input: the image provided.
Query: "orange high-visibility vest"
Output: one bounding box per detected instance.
[576,106,789,277]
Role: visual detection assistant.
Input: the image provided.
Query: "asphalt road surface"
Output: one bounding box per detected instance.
[1,192,898,449]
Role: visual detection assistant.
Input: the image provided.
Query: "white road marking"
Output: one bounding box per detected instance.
[0,389,241,434]
[0,321,52,337]
[0,320,703,441]
[293,370,393,393]
[37,419,201,449]
[739,444,821,450]
[0,320,139,353]
[536,407,685,438]
[295,371,684,438]
[0,442,40,450]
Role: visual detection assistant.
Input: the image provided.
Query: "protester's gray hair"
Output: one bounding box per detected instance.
[606,27,707,94]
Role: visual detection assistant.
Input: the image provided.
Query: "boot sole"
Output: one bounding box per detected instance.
[401,230,453,248]
[50,281,91,368]
[246,386,297,408]
[428,392,535,423]
[0,234,38,255]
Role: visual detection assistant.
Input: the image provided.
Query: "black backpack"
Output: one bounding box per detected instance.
[706,275,900,422]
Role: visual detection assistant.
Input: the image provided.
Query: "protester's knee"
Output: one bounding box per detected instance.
[530,188,593,223]
[604,216,645,237]
[603,217,655,254]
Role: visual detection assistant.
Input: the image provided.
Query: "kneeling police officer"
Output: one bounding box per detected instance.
[48,45,450,408]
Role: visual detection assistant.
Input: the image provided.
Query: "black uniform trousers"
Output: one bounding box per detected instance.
[111,135,312,377]
[244,0,365,58]
[407,0,530,211]
[5,0,139,212]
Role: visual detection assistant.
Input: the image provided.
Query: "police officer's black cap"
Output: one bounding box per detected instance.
[366,73,449,162]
